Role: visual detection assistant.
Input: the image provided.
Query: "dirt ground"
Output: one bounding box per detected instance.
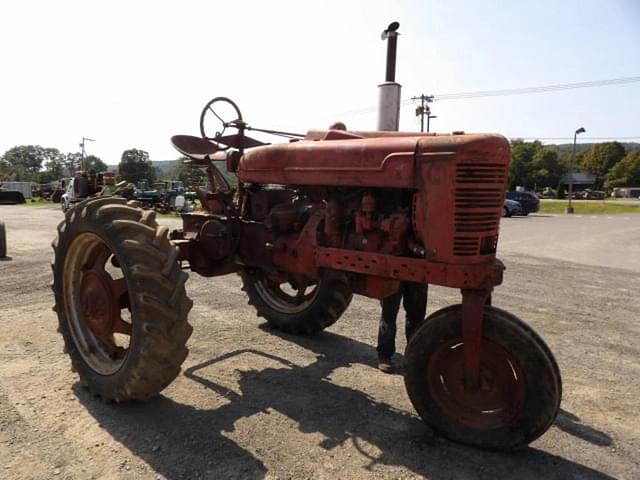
[0,205,638,480]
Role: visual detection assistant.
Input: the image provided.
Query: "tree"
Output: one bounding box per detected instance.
[582,142,626,189]
[63,153,108,175]
[84,155,108,173]
[64,152,82,174]
[118,148,155,185]
[175,158,206,188]
[531,147,564,189]
[509,140,538,190]
[45,156,65,179]
[1,145,45,181]
[508,140,563,190]
[606,152,640,188]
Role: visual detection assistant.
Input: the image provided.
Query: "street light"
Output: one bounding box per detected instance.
[79,137,96,172]
[427,114,437,133]
[566,127,586,214]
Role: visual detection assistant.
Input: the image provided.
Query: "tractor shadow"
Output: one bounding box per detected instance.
[76,329,614,480]
[555,409,613,447]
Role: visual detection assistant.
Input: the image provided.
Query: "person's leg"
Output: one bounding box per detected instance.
[377,290,402,361]
[403,282,428,341]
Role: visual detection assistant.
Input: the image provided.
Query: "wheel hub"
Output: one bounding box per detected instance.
[80,270,118,340]
[428,339,526,430]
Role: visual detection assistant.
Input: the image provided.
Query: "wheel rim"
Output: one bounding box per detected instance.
[63,233,132,375]
[427,338,526,430]
[254,277,321,314]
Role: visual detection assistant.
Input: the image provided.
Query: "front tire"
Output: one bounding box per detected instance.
[52,197,193,401]
[404,305,561,450]
[240,269,352,334]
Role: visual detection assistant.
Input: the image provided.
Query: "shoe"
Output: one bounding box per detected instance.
[378,357,394,373]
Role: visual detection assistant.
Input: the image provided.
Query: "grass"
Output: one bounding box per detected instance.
[539,200,640,214]
[15,198,57,207]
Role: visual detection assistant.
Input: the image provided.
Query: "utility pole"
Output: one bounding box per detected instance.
[427,111,437,133]
[79,137,95,172]
[411,94,434,132]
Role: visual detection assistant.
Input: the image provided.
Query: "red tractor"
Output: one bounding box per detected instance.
[52,97,561,450]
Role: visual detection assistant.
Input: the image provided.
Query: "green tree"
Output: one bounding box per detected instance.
[63,153,108,174]
[65,152,82,174]
[0,156,11,180]
[118,148,155,185]
[509,140,545,190]
[531,147,564,189]
[509,140,566,191]
[84,155,108,173]
[1,145,45,180]
[38,151,66,183]
[582,142,626,189]
[606,152,640,188]
[175,158,206,188]
[45,156,65,179]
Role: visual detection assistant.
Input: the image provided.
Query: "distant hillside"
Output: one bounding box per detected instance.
[551,142,640,156]
[151,160,182,173]
[107,159,181,174]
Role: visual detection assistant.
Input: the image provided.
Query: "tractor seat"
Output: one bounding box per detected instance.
[171,135,219,161]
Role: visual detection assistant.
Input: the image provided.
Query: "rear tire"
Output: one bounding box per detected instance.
[240,269,352,334]
[404,305,561,450]
[52,197,193,401]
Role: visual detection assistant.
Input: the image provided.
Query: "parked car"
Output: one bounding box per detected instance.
[537,187,556,199]
[506,191,539,214]
[581,189,606,200]
[503,199,523,217]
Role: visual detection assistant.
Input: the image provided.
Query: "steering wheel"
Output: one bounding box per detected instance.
[199,97,244,150]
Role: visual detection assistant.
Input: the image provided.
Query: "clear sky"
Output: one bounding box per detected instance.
[1,0,639,163]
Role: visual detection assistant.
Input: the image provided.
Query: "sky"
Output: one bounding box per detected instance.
[1,0,639,163]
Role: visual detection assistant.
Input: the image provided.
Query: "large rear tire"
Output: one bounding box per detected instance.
[52,197,193,401]
[404,305,561,450]
[240,269,352,335]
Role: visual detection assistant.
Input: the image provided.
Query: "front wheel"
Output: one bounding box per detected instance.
[240,270,352,334]
[404,305,561,450]
[52,198,193,401]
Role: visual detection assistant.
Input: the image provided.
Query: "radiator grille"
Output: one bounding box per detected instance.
[453,236,479,256]
[453,160,505,257]
[455,187,504,209]
[455,211,499,232]
[456,163,507,184]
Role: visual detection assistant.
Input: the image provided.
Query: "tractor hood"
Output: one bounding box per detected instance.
[237,130,509,189]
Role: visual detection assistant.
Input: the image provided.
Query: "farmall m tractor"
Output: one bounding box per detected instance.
[51,97,561,451]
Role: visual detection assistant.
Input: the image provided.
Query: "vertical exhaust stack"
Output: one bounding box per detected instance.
[377,22,401,131]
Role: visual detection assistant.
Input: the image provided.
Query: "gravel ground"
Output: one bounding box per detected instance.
[0,205,638,480]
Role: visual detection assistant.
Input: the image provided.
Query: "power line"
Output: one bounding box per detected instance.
[331,75,640,117]
[510,136,640,141]
[430,76,640,101]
